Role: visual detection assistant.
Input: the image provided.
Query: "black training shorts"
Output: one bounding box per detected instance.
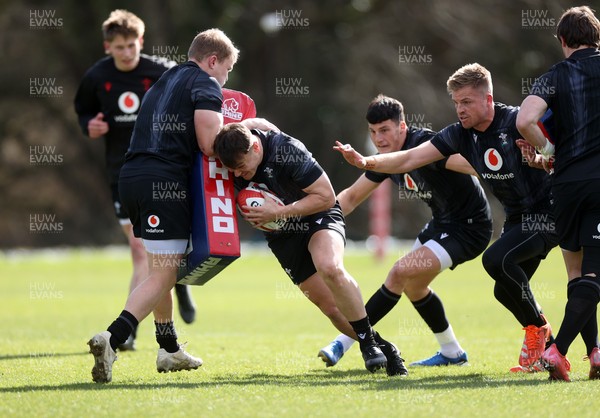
[416,219,492,270]
[552,179,600,251]
[267,202,346,285]
[119,174,191,241]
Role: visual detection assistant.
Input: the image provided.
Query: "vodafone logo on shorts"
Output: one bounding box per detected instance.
[146,214,164,234]
[592,223,600,240]
[148,215,160,227]
[118,91,140,114]
[484,148,503,171]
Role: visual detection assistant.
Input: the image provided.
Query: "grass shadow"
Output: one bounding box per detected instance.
[0,351,89,361]
[0,368,553,393]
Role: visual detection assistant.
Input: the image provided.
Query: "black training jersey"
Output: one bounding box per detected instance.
[74,54,173,184]
[530,48,600,184]
[431,103,552,221]
[122,61,223,181]
[235,130,324,204]
[366,127,491,224]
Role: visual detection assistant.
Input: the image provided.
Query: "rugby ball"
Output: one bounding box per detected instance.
[236,187,286,232]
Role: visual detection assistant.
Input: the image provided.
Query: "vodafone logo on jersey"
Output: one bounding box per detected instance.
[118,91,140,114]
[403,173,418,191]
[484,148,503,171]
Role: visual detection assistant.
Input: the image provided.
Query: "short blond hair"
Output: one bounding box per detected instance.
[446,63,493,95]
[187,28,239,64]
[102,9,145,41]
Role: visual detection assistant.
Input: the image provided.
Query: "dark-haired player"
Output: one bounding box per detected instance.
[318,94,492,368]
[74,10,197,352]
[517,5,600,381]
[213,123,406,376]
[335,63,559,373]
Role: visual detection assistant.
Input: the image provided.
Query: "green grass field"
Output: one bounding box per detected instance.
[0,245,597,418]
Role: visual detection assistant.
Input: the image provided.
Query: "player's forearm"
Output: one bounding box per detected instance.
[516,95,551,151]
[517,118,547,149]
[361,151,410,174]
[240,118,279,132]
[280,192,335,220]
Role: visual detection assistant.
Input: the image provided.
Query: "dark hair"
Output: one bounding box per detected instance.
[213,123,252,169]
[366,94,404,124]
[556,6,600,48]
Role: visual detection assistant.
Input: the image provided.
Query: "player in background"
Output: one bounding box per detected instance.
[86,29,277,383]
[517,6,600,381]
[334,64,559,373]
[318,95,492,368]
[214,123,406,376]
[74,10,197,353]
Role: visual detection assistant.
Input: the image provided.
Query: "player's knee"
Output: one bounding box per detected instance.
[316,261,345,283]
[493,282,507,302]
[390,258,421,282]
[482,249,502,278]
[130,239,147,263]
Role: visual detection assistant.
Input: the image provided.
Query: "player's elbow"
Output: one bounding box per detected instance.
[515,112,533,136]
[322,193,336,210]
[314,189,336,212]
[199,143,214,157]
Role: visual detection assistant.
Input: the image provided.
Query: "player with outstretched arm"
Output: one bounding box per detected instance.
[335,63,559,373]
[318,94,492,368]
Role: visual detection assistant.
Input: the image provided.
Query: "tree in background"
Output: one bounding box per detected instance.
[0,0,564,247]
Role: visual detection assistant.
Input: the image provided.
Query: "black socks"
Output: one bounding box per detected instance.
[365,285,401,326]
[155,320,179,353]
[348,316,377,349]
[106,311,180,353]
[107,310,139,351]
[555,277,600,355]
[411,291,448,334]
